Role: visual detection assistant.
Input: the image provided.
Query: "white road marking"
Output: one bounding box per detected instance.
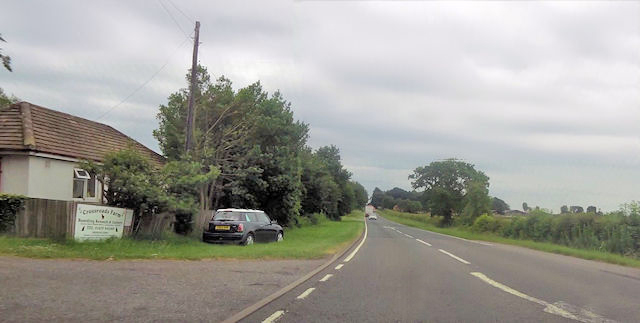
[319,274,333,282]
[262,310,285,323]
[335,264,344,270]
[438,249,471,264]
[344,216,368,262]
[426,230,493,246]
[416,239,432,246]
[470,272,616,322]
[404,233,414,238]
[296,288,316,300]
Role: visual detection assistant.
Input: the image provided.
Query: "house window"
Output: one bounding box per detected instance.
[73,168,97,199]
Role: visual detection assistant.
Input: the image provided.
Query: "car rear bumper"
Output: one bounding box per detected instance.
[202,232,245,244]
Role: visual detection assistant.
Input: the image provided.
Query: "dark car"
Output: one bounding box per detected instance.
[202,208,284,245]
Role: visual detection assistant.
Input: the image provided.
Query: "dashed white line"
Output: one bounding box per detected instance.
[262,310,285,323]
[470,272,615,322]
[425,230,493,246]
[296,287,316,300]
[335,264,344,270]
[404,233,414,238]
[438,249,471,264]
[416,239,432,246]
[344,216,368,262]
[319,274,333,282]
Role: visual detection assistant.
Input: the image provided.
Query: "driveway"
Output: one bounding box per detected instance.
[0,256,324,322]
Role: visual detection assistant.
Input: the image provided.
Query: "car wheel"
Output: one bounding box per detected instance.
[276,231,283,242]
[244,233,255,246]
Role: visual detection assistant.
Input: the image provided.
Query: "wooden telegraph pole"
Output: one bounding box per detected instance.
[184,21,200,153]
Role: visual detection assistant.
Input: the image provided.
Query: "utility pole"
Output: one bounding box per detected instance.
[184,21,200,154]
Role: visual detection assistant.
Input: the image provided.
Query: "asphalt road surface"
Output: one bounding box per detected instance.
[242,215,640,322]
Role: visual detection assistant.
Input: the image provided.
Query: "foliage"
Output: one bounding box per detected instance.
[491,197,510,215]
[461,181,491,223]
[0,87,19,108]
[154,66,358,226]
[560,205,569,214]
[0,194,26,232]
[161,160,219,233]
[370,187,385,208]
[0,34,11,72]
[350,181,368,210]
[81,148,167,234]
[409,158,489,224]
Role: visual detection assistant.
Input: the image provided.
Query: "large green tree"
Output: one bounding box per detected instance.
[409,159,489,224]
[154,66,309,225]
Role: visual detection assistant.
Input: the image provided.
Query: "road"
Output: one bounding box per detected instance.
[241,215,640,322]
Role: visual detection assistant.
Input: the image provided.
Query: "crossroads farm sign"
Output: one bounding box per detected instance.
[73,204,131,241]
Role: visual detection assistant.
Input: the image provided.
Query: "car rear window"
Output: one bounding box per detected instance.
[213,212,247,221]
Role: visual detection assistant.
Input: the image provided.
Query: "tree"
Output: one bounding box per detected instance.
[0,88,18,108]
[381,195,396,209]
[586,206,597,214]
[491,197,510,215]
[570,206,584,213]
[370,188,385,208]
[1,34,12,72]
[522,202,530,212]
[81,148,167,234]
[462,181,491,220]
[409,159,489,224]
[560,205,569,214]
[350,181,368,210]
[154,67,309,225]
[161,159,219,233]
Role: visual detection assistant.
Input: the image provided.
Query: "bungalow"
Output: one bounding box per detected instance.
[0,101,165,202]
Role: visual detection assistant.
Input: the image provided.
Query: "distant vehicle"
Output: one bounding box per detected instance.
[368,213,378,220]
[202,208,283,245]
[365,204,375,217]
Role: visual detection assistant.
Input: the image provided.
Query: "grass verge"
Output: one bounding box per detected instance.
[380,209,640,268]
[0,211,365,261]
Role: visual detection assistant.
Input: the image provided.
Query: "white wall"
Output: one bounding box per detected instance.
[0,155,29,195]
[0,154,101,202]
[26,156,76,200]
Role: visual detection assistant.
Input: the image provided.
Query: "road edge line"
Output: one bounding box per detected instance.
[221,215,368,323]
[343,216,368,262]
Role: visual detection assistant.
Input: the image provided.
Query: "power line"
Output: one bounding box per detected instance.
[158,0,190,38]
[95,33,193,121]
[167,0,194,24]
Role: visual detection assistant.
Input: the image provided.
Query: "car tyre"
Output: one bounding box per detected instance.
[244,233,255,246]
[276,231,283,242]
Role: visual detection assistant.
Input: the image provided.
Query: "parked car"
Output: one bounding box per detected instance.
[202,208,284,245]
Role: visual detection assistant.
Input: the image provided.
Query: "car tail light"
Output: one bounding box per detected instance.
[237,223,244,232]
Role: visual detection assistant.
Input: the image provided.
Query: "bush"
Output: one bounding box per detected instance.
[472,214,498,233]
[0,194,27,232]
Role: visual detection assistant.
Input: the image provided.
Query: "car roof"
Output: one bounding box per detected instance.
[215,208,265,213]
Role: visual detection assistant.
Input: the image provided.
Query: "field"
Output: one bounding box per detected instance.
[0,211,365,260]
[380,209,640,268]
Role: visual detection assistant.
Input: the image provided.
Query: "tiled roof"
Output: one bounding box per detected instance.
[0,102,165,166]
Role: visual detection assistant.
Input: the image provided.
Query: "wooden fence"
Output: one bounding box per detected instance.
[14,199,84,239]
[13,198,175,239]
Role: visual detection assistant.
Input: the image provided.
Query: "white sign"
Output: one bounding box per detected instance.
[74,204,127,241]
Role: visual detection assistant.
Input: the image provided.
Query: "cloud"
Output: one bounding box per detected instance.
[1,0,638,211]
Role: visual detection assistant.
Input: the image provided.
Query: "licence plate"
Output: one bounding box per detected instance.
[215,225,230,231]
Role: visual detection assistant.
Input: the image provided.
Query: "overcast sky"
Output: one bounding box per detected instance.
[1,1,639,212]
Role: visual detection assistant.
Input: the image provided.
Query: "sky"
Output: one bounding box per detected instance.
[1,1,639,212]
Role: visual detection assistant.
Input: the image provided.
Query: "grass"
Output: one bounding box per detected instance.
[380,209,640,268]
[0,211,365,261]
